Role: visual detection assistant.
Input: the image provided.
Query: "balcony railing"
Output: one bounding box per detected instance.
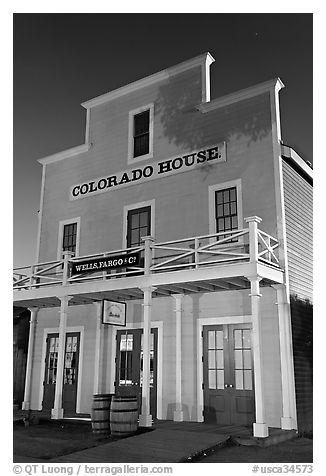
[13,216,280,292]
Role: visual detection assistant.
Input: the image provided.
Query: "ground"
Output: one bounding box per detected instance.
[13,420,313,463]
[194,438,313,463]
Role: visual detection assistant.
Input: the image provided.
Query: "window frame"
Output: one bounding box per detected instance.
[57,217,81,260]
[127,104,154,164]
[208,180,243,240]
[122,200,155,249]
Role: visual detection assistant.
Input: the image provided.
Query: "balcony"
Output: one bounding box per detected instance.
[13,216,284,308]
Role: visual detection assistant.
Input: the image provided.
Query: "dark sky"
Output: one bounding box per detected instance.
[13,13,313,267]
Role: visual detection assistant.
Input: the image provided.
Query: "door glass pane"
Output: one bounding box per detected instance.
[216,349,223,368]
[119,333,134,385]
[235,369,244,390]
[208,349,215,368]
[234,349,243,369]
[243,330,251,348]
[234,330,242,348]
[64,334,78,385]
[216,370,224,389]
[233,328,252,391]
[208,330,215,349]
[208,370,216,389]
[216,331,223,348]
[243,349,252,369]
[46,336,59,384]
[244,370,252,390]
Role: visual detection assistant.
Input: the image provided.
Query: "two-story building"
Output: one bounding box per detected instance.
[14,52,313,437]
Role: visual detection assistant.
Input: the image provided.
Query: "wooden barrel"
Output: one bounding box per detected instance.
[91,394,113,438]
[110,395,139,437]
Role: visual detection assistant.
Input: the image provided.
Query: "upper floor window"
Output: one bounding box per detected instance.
[134,110,150,158]
[128,104,154,163]
[62,223,77,254]
[57,217,81,259]
[215,187,238,235]
[208,180,242,241]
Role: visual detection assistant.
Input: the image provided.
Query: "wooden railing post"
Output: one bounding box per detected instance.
[29,265,35,289]
[142,236,155,276]
[245,216,262,263]
[62,251,74,285]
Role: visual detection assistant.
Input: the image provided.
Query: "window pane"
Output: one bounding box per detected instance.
[134,134,149,157]
[131,229,140,246]
[231,216,238,229]
[218,218,224,231]
[230,202,237,215]
[134,110,149,135]
[139,212,148,227]
[131,213,139,228]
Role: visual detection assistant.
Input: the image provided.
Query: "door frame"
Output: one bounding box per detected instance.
[38,326,84,413]
[196,315,251,422]
[110,320,163,419]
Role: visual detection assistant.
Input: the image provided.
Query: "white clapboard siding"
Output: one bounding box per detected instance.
[282,160,313,301]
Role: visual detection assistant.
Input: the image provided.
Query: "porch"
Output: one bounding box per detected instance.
[14,217,295,438]
[13,216,283,308]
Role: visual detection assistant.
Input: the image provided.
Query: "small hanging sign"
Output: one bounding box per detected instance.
[102,300,126,326]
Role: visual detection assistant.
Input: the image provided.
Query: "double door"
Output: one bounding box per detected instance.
[115,328,158,418]
[42,332,80,414]
[203,324,255,426]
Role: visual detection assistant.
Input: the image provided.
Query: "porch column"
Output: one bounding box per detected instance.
[22,307,39,411]
[139,286,156,427]
[51,295,72,419]
[173,294,184,422]
[93,301,103,395]
[247,276,269,437]
[273,284,296,430]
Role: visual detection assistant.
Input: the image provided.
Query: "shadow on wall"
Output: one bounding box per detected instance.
[156,76,271,157]
[290,294,313,435]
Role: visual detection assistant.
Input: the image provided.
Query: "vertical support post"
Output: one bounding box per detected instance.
[139,286,156,427]
[51,295,72,419]
[62,251,73,286]
[22,307,39,411]
[142,236,154,276]
[273,284,296,430]
[173,294,184,421]
[245,216,262,263]
[247,275,269,437]
[93,301,103,395]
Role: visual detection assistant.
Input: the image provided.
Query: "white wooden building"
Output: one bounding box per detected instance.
[14,52,313,437]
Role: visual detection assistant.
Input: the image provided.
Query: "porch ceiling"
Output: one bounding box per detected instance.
[13,275,276,309]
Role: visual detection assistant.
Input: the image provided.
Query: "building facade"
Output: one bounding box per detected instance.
[14,52,313,437]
